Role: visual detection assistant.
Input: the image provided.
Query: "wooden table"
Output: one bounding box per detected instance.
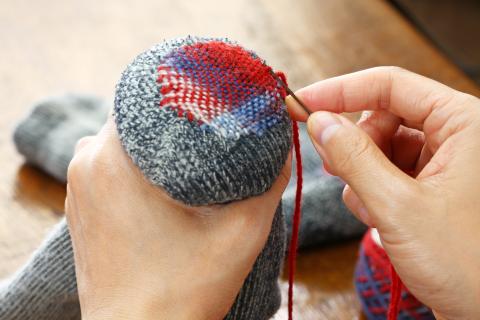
[1,0,479,318]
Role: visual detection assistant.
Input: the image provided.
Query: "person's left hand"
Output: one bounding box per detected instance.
[65,117,291,320]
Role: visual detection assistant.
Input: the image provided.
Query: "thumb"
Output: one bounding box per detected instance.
[307,111,415,225]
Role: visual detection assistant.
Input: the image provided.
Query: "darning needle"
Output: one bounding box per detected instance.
[270,70,311,116]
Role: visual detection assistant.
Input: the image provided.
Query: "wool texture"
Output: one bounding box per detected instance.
[114,36,290,319]
[2,36,291,320]
[5,36,367,320]
[0,221,79,320]
[287,120,303,319]
[114,37,291,205]
[12,99,365,247]
[13,94,110,181]
[355,229,435,320]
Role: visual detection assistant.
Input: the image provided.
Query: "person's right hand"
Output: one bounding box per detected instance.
[287,67,480,320]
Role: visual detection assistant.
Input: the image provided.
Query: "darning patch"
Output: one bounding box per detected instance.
[156,41,287,138]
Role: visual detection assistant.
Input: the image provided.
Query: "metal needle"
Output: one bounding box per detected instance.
[270,70,311,116]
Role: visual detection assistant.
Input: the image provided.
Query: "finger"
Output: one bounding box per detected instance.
[414,144,433,177]
[391,126,425,173]
[354,112,426,174]
[307,111,417,225]
[355,111,426,173]
[286,95,310,121]
[74,136,95,154]
[356,110,401,157]
[342,185,373,227]
[288,67,457,129]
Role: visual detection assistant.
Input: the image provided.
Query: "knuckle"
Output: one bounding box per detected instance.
[463,92,480,104]
[91,148,128,190]
[371,67,410,110]
[74,136,94,154]
[69,153,118,196]
[383,65,409,76]
[67,144,113,186]
[66,142,127,206]
[455,92,480,112]
[67,154,85,184]
[423,88,455,110]
[424,92,480,148]
[371,66,410,82]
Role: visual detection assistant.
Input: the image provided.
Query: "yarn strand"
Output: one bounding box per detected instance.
[287,120,303,320]
[387,264,402,320]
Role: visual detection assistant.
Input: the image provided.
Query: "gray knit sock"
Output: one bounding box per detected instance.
[13,94,110,182]
[0,212,285,320]
[5,37,366,320]
[0,221,79,320]
[2,96,108,319]
[113,36,290,319]
[2,37,289,320]
[12,100,365,250]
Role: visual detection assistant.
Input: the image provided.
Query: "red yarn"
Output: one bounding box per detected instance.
[157,41,287,125]
[388,265,402,319]
[286,118,401,320]
[362,229,403,319]
[287,120,303,320]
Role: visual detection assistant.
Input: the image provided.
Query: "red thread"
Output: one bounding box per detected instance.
[388,265,402,320]
[358,230,429,319]
[362,229,403,319]
[287,120,303,320]
[156,42,286,125]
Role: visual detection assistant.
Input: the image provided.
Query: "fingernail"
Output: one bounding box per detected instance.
[310,113,342,145]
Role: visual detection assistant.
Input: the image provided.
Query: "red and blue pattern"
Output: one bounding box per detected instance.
[156,41,287,137]
[355,230,435,320]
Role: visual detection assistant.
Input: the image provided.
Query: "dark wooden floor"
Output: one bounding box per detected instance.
[1,0,479,319]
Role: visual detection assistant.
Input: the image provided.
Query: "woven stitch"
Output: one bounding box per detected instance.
[355,230,435,320]
[2,37,291,320]
[157,41,286,138]
[114,36,292,205]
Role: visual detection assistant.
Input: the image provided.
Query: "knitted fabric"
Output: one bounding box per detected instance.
[114,36,291,205]
[114,36,291,319]
[12,100,366,247]
[13,94,109,182]
[355,229,435,320]
[1,37,290,320]
[0,210,285,320]
[0,221,79,320]
[5,37,367,320]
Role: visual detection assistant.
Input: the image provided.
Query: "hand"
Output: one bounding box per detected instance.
[287,67,480,320]
[65,117,291,320]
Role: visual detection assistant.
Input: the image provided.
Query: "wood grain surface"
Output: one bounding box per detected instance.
[393,0,480,84]
[1,0,479,318]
